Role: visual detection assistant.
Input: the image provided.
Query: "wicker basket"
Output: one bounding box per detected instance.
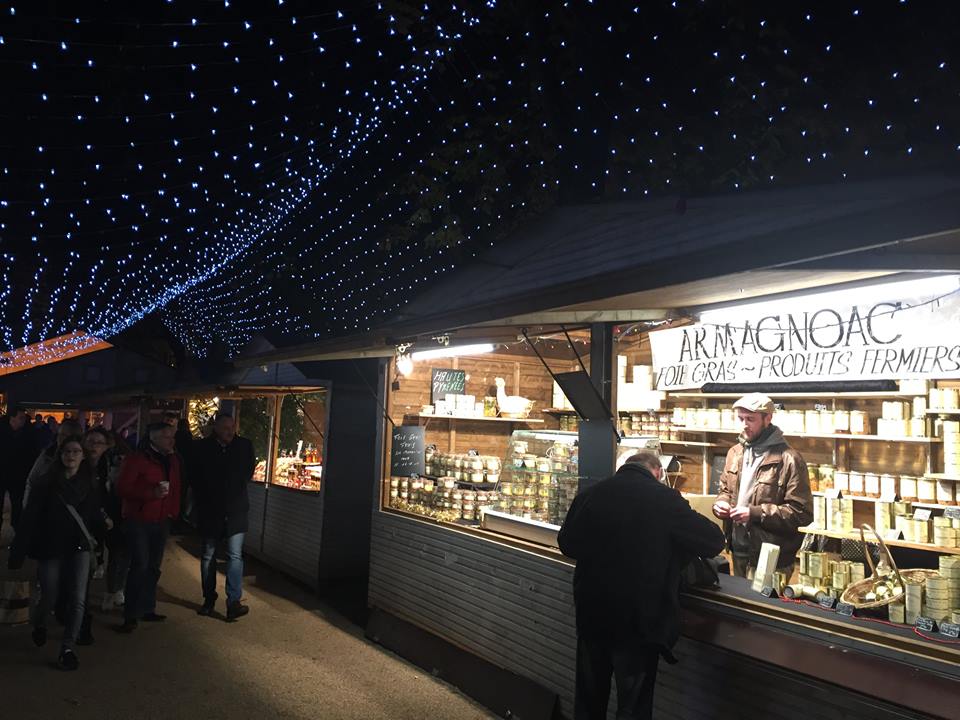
[839,524,940,610]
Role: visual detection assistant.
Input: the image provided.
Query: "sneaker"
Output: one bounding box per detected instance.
[140,612,167,622]
[76,615,94,646]
[226,601,249,621]
[57,649,79,671]
[117,619,138,633]
[31,626,47,647]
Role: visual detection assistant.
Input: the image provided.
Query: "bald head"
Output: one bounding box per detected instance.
[622,450,663,477]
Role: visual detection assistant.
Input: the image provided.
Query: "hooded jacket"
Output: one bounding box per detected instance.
[557,464,725,655]
[717,425,813,567]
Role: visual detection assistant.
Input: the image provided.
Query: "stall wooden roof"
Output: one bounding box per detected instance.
[236,173,960,366]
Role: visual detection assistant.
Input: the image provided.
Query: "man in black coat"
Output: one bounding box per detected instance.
[558,450,725,720]
[0,407,38,539]
[192,414,255,620]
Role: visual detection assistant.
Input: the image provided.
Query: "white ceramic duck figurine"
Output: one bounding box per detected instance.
[494,377,534,418]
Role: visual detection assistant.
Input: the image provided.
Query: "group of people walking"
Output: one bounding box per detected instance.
[2,408,255,671]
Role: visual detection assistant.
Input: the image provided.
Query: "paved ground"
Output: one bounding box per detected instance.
[0,507,495,720]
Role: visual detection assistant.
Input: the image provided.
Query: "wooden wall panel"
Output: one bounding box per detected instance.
[369,511,941,720]
[385,352,564,472]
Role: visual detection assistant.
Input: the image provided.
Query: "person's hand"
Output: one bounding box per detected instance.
[729,505,752,524]
[712,500,732,519]
[154,482,170,499]
[105,517,114,531]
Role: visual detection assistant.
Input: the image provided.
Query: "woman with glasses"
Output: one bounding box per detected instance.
[7,436,107,670]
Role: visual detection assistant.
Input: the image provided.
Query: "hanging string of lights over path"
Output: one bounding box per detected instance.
[1,1,958,367]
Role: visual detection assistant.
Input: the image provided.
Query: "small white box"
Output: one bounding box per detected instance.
[752,542,782,593]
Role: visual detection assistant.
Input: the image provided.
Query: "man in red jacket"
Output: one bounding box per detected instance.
[116,422,181,633]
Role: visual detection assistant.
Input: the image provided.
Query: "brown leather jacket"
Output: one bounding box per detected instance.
[717,440,813,567]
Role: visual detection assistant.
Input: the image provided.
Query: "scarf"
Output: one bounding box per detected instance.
[735,424,785,508]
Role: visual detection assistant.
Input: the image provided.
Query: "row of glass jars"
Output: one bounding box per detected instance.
[810,464,956,505]
[425,451,503,484]
[672,406,875,435]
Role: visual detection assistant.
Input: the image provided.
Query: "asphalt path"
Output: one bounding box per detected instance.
[0,510,495,720]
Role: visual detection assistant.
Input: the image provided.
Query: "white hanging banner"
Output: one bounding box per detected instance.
[649,277,960,390]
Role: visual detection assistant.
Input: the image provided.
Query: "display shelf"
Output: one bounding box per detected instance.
[659,438,728,448]
[505,467,579,480]
[409,413,544,424]
[926,408,960,415]
[911,501,960,511]
[673,426,940,443]
[925,473,960,482]
[670,392,924,400]
[812,491,887,503]
[543,408,644,416]
[799,527,960,554]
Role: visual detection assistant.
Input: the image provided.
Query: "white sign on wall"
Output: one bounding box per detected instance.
[649,276,960,390]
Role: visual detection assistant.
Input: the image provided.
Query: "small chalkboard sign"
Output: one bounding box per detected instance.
[836,602,855,617]
[939,622,960,638]
[431,368,466,403]
[915,616,937,633]
[818,595,837,610]
[944,507,960,521]
[760,585,777,598]
[390,425,425,477]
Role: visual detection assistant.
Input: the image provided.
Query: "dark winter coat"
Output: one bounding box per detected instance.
[191,435,255,539]
[557,464,725,655]
[10,462,107,565]
[0,420,40,488]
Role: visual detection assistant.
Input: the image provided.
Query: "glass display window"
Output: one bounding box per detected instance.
[238,396,273,484]
[273,391,327,491]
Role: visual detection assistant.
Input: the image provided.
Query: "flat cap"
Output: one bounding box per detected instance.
[732,392,775,414]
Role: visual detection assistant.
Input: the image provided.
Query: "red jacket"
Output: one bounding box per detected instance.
[117,447,182,523]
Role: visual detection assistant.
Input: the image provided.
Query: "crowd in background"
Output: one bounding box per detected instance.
[1,406,251,672]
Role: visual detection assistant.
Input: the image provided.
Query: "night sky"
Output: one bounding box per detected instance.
[1,1,958,365]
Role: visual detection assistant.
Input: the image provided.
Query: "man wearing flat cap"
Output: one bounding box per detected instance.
[713,393,813,578]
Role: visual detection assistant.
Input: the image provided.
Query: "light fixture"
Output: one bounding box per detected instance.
[396,353,414,377]
[700,274,960,324]
[411,343,495,361]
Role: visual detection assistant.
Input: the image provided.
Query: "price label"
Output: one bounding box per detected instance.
[939,622,960,638]
[467,449,479,456]
[836,602,855,617]
[944,507,960,520]
[883,529,904,541]
[818,595,837,610]
[760,585,776,598]
[823,488,842,500]
[915,616,937,633]
[913,508,932,522]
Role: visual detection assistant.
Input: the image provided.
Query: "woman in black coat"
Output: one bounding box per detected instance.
[9,436,107,671]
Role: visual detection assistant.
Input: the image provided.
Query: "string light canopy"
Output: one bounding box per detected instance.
[1,1,958,368]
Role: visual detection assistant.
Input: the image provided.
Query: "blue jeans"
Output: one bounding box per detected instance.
[35,551,91,652]
[200,533,244,604]
[124,520,169,621]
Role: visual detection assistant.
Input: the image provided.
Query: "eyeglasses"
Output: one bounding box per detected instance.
[62,449,84,455]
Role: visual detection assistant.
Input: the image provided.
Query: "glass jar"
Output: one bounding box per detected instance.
[834,470,849,494]
[847,471,864,496]
[807,464,820,492]
[864,473,880,498]
[819,465,835,491]
[899,475,918,502]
